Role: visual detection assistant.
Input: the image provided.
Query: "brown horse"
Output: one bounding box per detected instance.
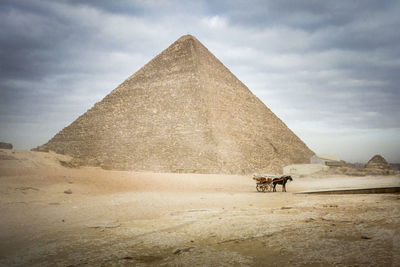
[272,175,293,192]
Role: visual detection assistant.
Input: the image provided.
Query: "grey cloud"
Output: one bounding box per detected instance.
[58,0,146,15]
[214,0,397,32]
[0,0,399,161]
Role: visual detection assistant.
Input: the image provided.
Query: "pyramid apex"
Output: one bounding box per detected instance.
[176,34,199,42]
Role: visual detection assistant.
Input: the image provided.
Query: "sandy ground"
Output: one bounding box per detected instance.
[0,150,399,266]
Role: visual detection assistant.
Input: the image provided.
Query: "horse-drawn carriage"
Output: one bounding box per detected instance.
[253,174,293,192]
[253,174,276,192]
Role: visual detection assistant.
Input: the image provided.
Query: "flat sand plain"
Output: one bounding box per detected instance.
[0,150,399,266]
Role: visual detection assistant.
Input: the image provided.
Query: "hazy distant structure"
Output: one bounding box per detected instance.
[283,164,328,176]
[0,142,13,150]
[310,154,342,167]
[34,35,314,174]
[366,155,390,170]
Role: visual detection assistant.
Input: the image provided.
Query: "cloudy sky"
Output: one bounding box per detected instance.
[1,0,399,163]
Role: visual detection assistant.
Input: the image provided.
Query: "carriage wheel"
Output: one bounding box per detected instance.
[256,184,262,192]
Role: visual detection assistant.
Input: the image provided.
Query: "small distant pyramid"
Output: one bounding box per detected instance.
[366,155,390,169]
[35,35,314,174]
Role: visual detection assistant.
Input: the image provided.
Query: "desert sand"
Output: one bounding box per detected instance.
[0,149,399,266]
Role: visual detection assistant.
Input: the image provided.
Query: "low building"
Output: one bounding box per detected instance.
[310,154,342,167]
[283,164,329,176]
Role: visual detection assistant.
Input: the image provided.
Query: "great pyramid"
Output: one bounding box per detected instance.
[35,35,314,174]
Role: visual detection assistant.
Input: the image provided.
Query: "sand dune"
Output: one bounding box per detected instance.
[0,149,399,266]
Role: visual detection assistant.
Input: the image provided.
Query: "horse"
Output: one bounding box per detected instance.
[272,175,293,192]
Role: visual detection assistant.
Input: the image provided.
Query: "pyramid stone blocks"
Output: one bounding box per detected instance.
[35,35,314,174]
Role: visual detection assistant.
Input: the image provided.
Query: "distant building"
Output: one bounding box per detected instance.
[390,163,400,171]
[310,154,342,167]
[283,164,329,176]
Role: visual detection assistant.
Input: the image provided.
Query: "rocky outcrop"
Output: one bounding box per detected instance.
[0,142,13,150]
[35,35,314,174]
